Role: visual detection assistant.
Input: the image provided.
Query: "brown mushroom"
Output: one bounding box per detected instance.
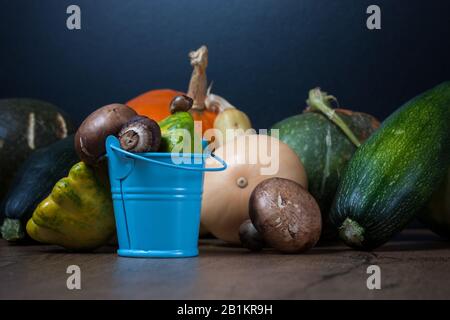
[118,116,161,153]
[169,95,194,114]
[249,177,322,253]
[75,103,137,165]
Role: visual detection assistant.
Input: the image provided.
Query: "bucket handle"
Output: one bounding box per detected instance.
[109,144,227,172]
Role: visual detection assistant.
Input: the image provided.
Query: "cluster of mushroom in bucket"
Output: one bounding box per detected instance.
[74,95,228,258]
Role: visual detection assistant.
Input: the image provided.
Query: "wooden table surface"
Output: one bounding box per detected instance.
[1,229,449,300]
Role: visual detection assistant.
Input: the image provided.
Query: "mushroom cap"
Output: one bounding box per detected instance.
[170,95,193,114]
[201,134,308,244]
[75,103,137,165]
[250,177,322,253]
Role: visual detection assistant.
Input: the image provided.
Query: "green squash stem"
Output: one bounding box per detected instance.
[339,218,365,248]
[307,88,361,147]
[1,218,25,241]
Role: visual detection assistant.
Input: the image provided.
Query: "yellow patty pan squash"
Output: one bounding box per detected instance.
[26,162,115,250]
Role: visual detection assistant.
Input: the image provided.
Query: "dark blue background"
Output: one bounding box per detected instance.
[1,0,449,128]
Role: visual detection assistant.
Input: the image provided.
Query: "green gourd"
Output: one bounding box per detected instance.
[272,89,379,239]
[158,111,196,153]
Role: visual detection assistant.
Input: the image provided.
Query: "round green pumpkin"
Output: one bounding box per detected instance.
[271,109,379,239]
[0,99,75,202]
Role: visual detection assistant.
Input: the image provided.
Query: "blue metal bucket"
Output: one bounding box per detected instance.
[105,136,226,258]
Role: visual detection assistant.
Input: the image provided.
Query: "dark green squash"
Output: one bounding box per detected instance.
[0,99,75,201]
[271,89,379,239]
[331,82,450,250]
[419,167,450,239]
[0,135,79,241]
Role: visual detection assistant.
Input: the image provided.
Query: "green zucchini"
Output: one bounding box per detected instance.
[330,82,450,250]
[0,135,79,241]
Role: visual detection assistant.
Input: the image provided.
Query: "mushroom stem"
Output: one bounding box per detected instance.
[187,45,208,111]
[120,130,139,150]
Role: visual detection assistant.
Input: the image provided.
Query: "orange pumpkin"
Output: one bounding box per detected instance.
[126,46,224,133]
[190,108,217,132]
[126,89,181,122]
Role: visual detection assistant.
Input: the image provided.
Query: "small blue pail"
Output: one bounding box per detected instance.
[105,136,226,258]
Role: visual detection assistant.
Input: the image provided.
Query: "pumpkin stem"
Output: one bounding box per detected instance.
[306,88,361,147]
[187,45,208,111]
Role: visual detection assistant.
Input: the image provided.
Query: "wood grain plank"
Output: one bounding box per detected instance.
[1,230,449,299]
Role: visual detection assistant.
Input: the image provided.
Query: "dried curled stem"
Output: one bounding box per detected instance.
[187,45,208,111]
[306,88,361,147]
